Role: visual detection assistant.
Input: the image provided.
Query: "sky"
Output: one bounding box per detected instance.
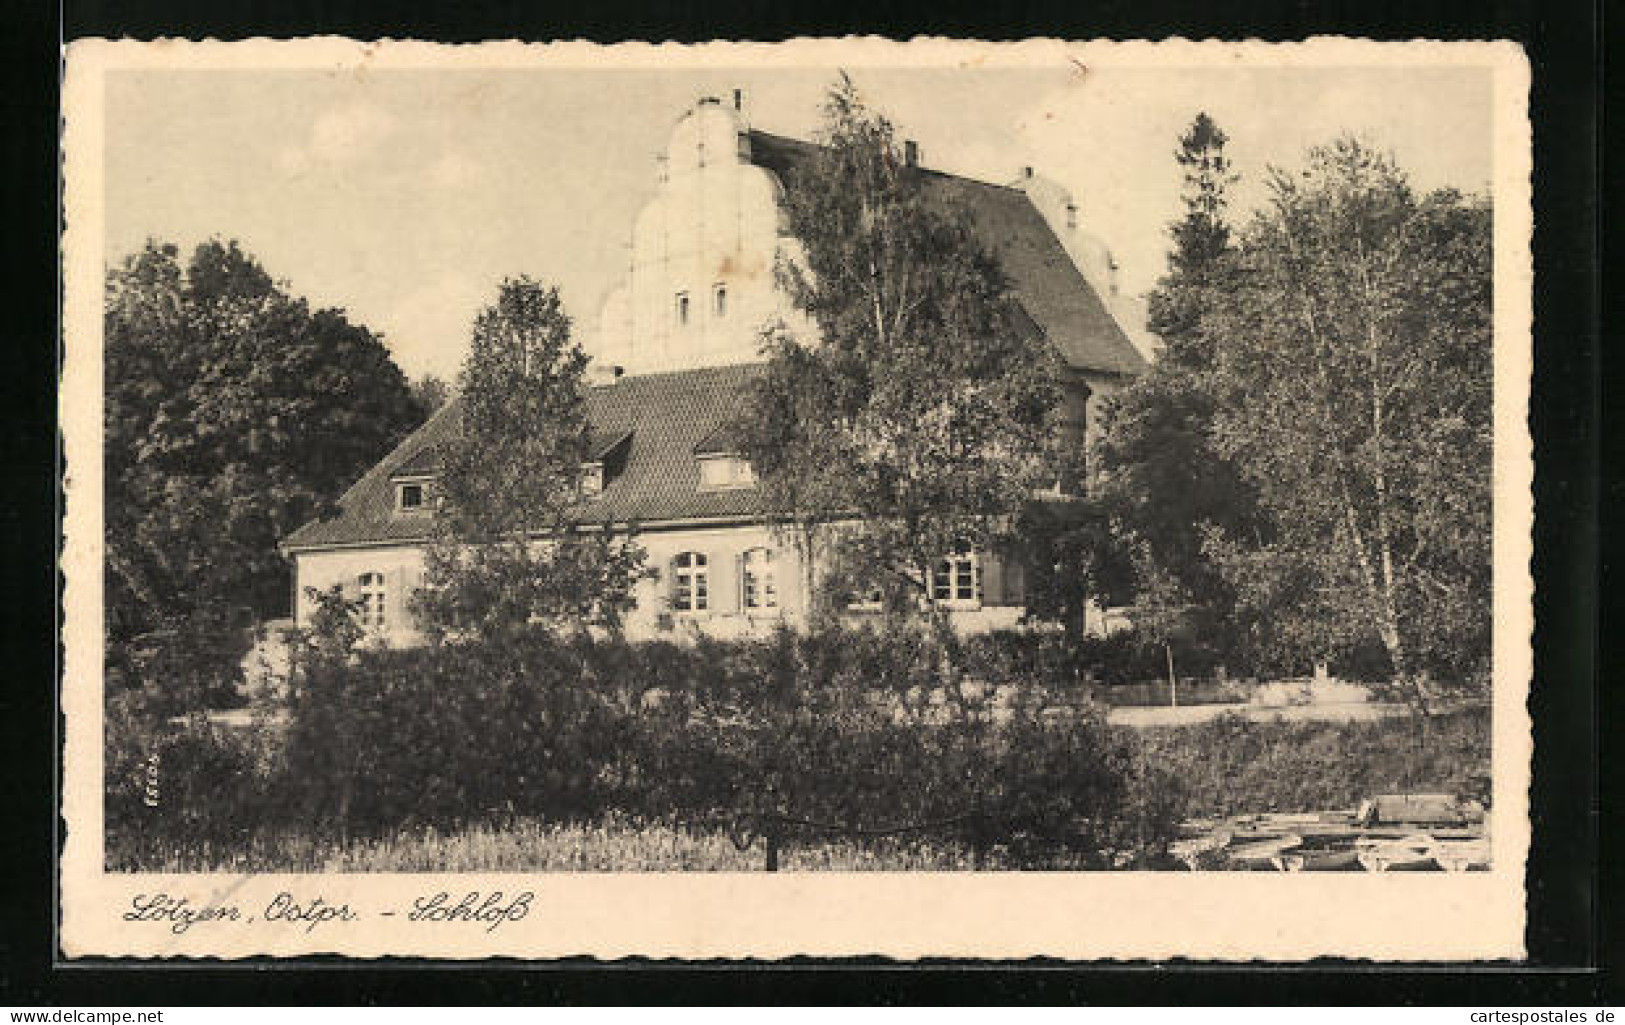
[104,61,1493,383]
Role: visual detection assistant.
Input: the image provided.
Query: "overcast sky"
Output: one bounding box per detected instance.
[105,61,1493,383]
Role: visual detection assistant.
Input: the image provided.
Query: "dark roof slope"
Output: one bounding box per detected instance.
[283,364,766,550]
[747,130,1146,377]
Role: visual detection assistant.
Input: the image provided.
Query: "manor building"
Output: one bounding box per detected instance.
[281,95,1146,643]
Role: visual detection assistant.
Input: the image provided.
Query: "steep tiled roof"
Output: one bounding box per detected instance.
[287,130,1145,552]
[747,130,1147,377]
[283,364,766,550]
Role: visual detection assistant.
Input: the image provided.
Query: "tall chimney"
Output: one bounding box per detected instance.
[733,88,743,111]
[904,140,919,167]
[1065,201,1078,230]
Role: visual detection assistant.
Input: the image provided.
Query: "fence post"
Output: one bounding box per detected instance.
[765,830,780,872]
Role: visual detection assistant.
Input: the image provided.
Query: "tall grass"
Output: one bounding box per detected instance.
[112,813,991,873]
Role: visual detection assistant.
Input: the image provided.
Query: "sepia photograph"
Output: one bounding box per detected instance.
[58,37,1532,959]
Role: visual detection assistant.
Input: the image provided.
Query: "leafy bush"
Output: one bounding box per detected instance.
[1133,707,1490,819]
[114,622,1177,869]
[105,690,280,869]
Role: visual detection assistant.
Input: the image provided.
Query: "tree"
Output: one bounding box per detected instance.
[105,240,424,709]
[739,76,1068,678]
[410,373,451,417]
[1096,112,1260,671]
[1201,139,1492,702]
[413,277,648,642]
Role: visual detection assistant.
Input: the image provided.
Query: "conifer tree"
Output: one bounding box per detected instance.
[415,278,647,641]
[1097,113,1258,669]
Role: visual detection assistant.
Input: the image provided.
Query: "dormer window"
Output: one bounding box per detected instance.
[393,477,435,514]
[675,291,691,326]
[580,429,632,500]
[713,283,728,318]
[580,462,605,498]
[697,454,755,491]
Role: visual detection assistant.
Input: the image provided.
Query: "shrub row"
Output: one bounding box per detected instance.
[108,625,1184,870]
[1136,707,1492,819]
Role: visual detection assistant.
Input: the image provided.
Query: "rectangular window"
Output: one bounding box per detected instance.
[398,483,424,511]
[672,551,708,612]
[358,572,387,629]
[580,463,604,497]
[931,553,981,606]
[742,547,777,610]
[713,283,728,318]
[675,292,690,326]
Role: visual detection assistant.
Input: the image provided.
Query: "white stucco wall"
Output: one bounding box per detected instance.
[593,99,813,375]
[291,523,1032,646]
[292,544,429,647]
[1014,169,1120,303]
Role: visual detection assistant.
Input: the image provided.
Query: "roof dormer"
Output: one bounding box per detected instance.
[581,428,634,499]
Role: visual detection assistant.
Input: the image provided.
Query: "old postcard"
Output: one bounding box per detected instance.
[60,36,1532,960]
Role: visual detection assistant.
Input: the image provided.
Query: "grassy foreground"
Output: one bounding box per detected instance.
[113,812,986,873]
[110,710,1491,872]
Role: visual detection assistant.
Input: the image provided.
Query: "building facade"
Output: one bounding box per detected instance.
[280,95,1147,644]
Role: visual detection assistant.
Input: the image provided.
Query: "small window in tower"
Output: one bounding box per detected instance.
[675,292,690,326]
[713,283,728,318]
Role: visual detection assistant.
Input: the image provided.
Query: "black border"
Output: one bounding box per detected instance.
[4,0,1604,1004]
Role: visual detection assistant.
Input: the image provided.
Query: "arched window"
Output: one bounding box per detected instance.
[741,547,777,611]
[671,551,708,612]
[357,572,387,629]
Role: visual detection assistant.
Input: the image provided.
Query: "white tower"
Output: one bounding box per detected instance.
[593,96,811,375]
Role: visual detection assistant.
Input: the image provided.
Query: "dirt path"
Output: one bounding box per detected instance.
[1107,701,1412,728]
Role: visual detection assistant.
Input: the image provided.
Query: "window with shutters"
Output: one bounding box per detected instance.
[671,551,708,612]
[741,547,777,611]
[929,552,981,608]
[357,572,387,629]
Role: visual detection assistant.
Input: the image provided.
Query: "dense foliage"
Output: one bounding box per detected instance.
[107,625,1187,870]
[1095,114,1263,679]
[1138,708,1490,818]
[1202,142,1493,698]
[414,278,649,640]
[105,240,424,710]
[1098,125,1492,696]
[105,624,1489,871]
[739,77,1074,643]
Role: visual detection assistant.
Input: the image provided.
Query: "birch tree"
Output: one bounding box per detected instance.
[1202,139,1492,702]
[739,76,1067,669]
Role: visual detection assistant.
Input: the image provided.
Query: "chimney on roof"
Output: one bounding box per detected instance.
[1065,201,1078,231]
[1022,165,1034,179]
[733,88,743,111]
[904,140,919,167]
